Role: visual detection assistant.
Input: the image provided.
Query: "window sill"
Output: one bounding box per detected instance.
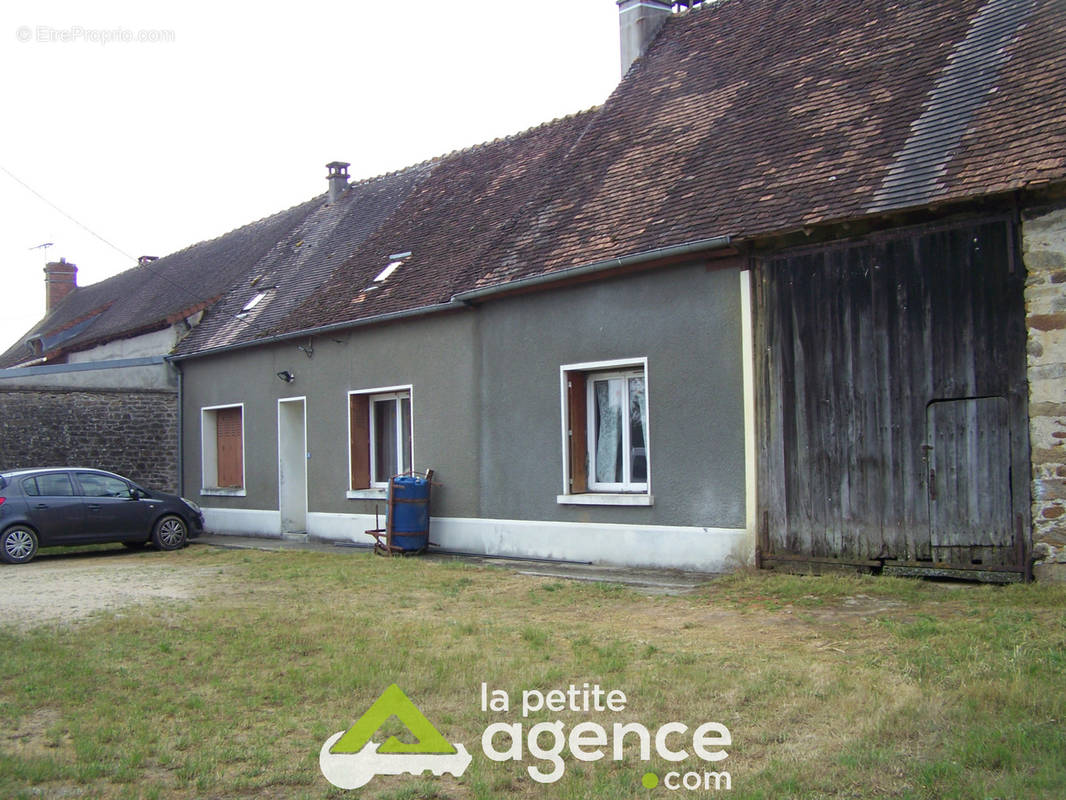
[556,493,654,507]
[347,489,388,501]
[201,487,247,497]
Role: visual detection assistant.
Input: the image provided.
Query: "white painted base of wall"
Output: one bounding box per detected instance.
[202,507,282,538]
[202,507,754,573]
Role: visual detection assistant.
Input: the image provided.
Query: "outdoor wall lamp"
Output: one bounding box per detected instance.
[276,370,295,383]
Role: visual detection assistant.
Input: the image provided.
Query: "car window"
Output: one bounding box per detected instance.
[76,473,133,499]
[23,474,76,497]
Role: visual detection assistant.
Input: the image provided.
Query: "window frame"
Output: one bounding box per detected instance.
[201,403,247,496]
[585,367,649,493]
[558,358,653,507]
[347,385,414,496]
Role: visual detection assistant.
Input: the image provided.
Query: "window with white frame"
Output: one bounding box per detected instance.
[587,368,648,491]
[560,359,651,501]
[349,388,413,490]
[201,404,245,494]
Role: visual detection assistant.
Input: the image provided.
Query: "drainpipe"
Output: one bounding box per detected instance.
[174,359,185,497]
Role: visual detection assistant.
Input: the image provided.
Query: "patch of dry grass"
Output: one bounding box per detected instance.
[1,547,1064,798]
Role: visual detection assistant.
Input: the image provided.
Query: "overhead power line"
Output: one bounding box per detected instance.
[0,164,136,261]
[0,163,273,338]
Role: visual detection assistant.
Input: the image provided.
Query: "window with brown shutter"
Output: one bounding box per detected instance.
[216,406,244,488]
[566,371,588,494]
[349,393,370,489]
[349,388,412,490]
[560,359,650,499]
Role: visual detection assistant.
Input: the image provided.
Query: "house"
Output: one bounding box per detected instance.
[11,0,1066,580]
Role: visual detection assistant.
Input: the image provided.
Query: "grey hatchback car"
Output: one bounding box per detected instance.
[0,468,204,564]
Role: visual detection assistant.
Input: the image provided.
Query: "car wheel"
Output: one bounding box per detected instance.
[1,526,39,564]
[152,515,187,551]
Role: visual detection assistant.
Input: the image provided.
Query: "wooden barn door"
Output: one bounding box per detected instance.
[755,216,1029,575]
[927,397,1013,558]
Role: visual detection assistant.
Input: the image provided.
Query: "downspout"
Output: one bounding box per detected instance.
[451,235,733,304]
[174,359,184,497]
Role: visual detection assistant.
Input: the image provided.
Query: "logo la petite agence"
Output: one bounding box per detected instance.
[319,684,472,790]
[321,683,731,791]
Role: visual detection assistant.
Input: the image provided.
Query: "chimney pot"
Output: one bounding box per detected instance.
[43,257,78,313]
[617,0,673,77]
[326,161,351,203]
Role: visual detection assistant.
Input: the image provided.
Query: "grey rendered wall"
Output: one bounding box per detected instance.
[179,311,480,519]
[477,261,747,529]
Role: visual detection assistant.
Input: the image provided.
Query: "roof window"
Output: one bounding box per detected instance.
[372,251,412,284]
[373,262,403,283]
[236,290,272,319]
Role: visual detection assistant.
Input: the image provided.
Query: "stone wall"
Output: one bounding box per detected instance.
[0,388,178,493]
[1023,204,1066,580]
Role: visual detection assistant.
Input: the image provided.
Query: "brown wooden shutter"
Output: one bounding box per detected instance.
[566,371,587,494]
[216,407,244,488]
[349,394,371,489]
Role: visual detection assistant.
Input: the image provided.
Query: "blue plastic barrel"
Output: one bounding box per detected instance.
[390,475,431,551]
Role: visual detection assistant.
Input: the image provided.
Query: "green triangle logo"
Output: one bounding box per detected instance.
[330,684,457,755]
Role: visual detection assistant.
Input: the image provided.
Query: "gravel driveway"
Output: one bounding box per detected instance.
[0,551,222,629]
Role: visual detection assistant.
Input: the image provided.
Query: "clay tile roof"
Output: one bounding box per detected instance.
[173,165,430,355]
[475,0,1065,287]
[0,199,318,367]
[279,110,598,333]
[16,0,1062,362]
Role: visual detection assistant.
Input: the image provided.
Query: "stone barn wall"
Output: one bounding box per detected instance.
[1024,204,1066,581]
[0,388,178,493]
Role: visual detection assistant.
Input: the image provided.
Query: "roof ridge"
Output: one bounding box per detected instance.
[148,195,321,264]
[406,105,604,170]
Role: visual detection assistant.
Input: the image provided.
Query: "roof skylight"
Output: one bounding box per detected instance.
[372,251,412,283]
[241,292,267,312]
[236,290,272,319]
[373,261,403,283]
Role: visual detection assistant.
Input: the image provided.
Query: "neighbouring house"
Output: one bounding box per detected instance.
[9,0,1066,581]
[0,198,322,490]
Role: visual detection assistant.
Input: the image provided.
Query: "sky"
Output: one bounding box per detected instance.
[0,0,622,354]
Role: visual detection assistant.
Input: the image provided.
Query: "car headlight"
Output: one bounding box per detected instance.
[181,497,202,515]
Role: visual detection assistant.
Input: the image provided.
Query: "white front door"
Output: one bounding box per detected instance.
[278,398,308,535]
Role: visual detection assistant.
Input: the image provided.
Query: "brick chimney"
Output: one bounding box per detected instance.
[43,258,77,313]
[617,0,672,77]
[326,161,350,203]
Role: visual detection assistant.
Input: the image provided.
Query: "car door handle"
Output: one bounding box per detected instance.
[34,503,48,510]
[87,503,101,511]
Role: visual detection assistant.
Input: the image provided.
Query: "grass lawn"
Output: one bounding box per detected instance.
[1,545,1065,799]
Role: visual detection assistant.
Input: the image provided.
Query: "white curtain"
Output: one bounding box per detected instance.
[629,376,647,482]
[595,379,623,483]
